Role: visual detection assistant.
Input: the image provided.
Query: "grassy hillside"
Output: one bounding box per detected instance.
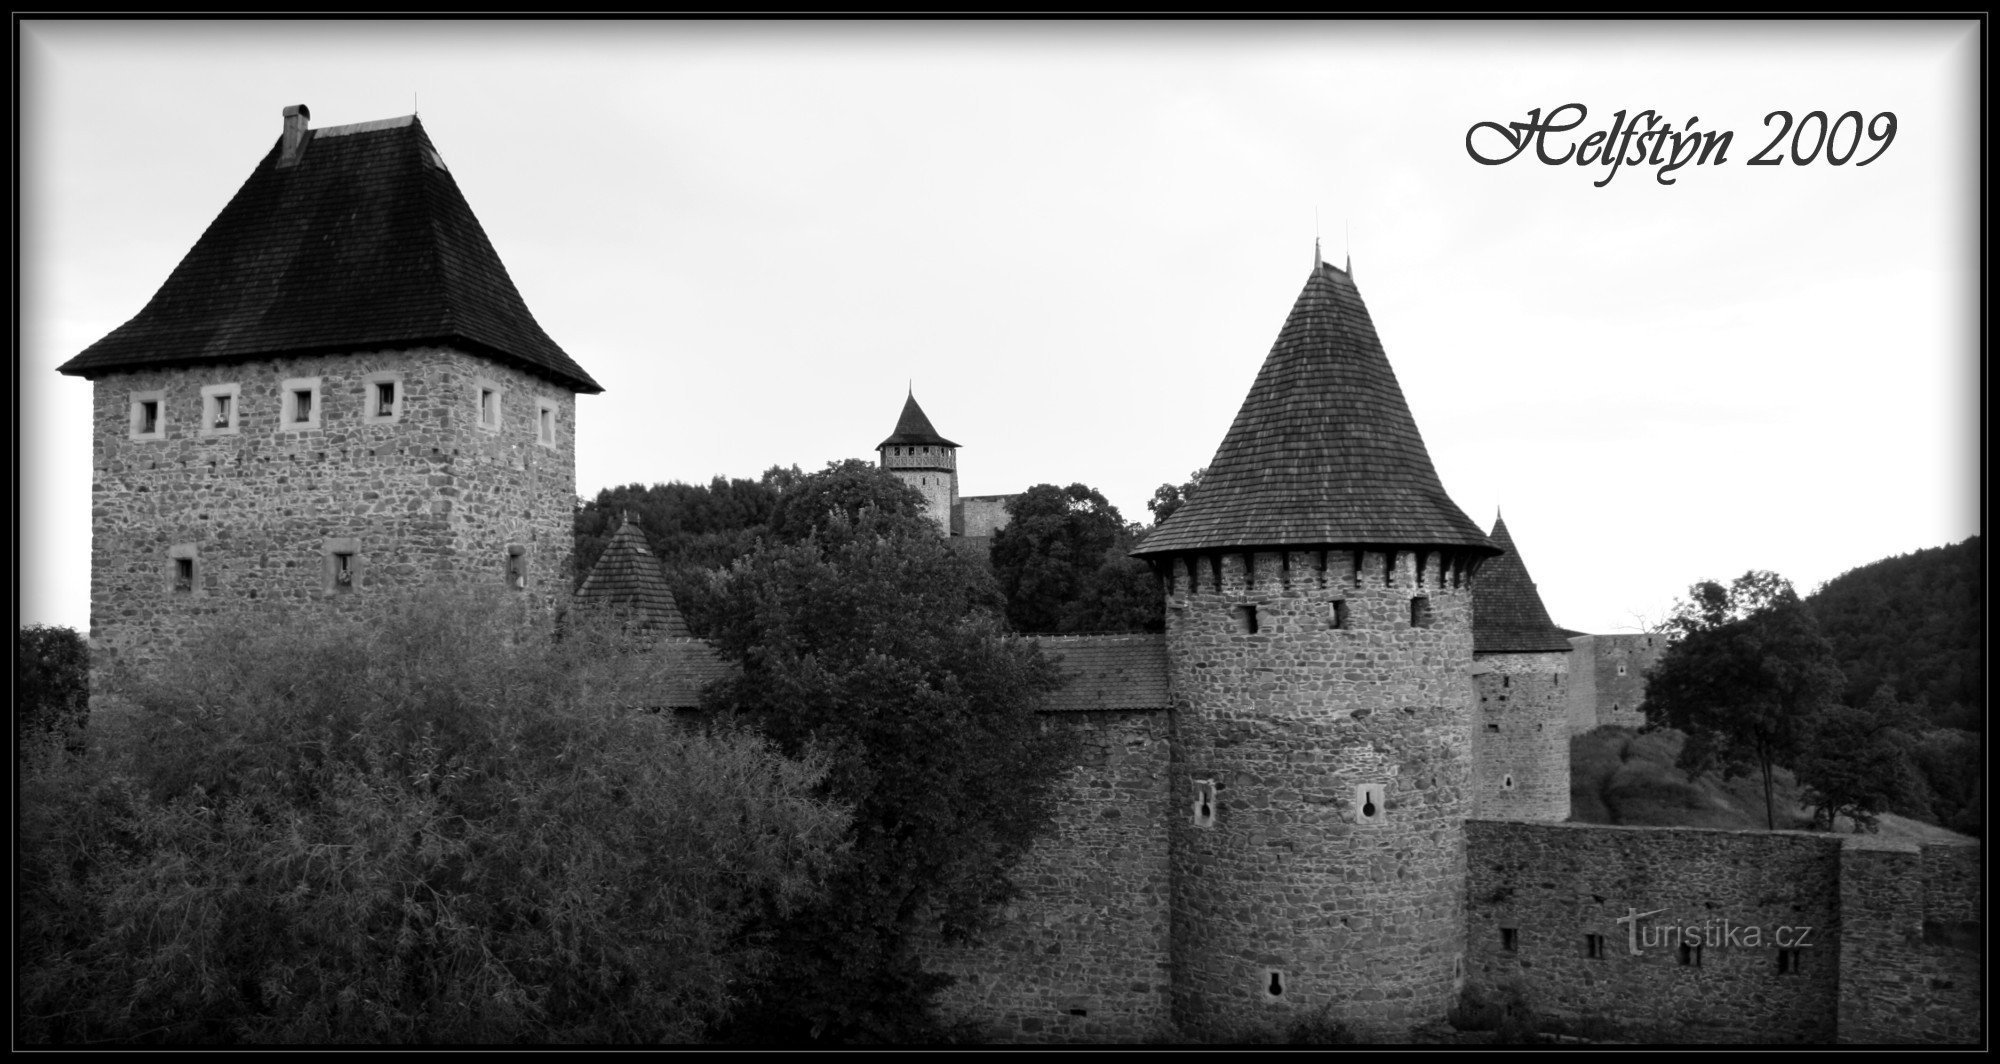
[1569,726,1971,841]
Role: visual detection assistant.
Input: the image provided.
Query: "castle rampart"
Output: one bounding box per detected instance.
[1469,652,1570,821]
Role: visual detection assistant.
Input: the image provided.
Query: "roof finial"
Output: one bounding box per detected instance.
[1345,219,1352,276]
[1314,208,1322,269]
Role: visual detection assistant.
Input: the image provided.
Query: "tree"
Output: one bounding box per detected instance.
[992,483,1160,634]
[702,479,1074,1042]
[1793,686,1916,832]
[1642,573,1843,830]
[17,592,848,1044]
[765,458,931,544]
[17,625,90,744]
[1146,468,1206,527]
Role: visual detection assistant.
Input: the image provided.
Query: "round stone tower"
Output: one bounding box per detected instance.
[876,389,959,535]
[1469,513,1574,821]
[1134,258,1497,1039]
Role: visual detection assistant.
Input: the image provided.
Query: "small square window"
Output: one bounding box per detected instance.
[281,377,322,432]
[362,372,404,424]
[1410,596,1434,628]
[323,538,362,596]
[1232,604,1259,634]
[1777,948,1802,974]
[1678,942,1702,967]
[201,383,241,436]
[129,390,167,440]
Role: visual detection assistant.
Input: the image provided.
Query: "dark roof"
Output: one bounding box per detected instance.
[877,391,959,449]
[654,638,736,708]
[1472,514,1574,654]
[59,113,600,393]
[1030,634,1170,712]
[573,516,690,636]
[1135,261,1493,558]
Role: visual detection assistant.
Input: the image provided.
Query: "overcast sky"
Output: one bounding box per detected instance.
[19,20,1981,637]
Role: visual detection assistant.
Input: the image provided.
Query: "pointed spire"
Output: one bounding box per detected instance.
[1314,236,1322,269]
[1472,514,1572,653]
[573,515,690,637]
[877,389,960,450]
[1136,263,1494,557]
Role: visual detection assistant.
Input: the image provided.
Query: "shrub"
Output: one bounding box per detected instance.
[17,624,90,744]
[17,591,849,1044]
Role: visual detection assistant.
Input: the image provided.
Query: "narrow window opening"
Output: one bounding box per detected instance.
[1233,604,1259,634]
[1068,1009,1088,1017]
[211,394,231,429]
[538,406,554,444]
[1586,933,1606,959]
[1501,928,1519,953]
[292,389,313,423]
[1502,675,1511,688]
[1331,600,1349,629]
[506,546,528,590]
[140,400,159,434]
[376,381,396,417]
[1384,551,1396,586]
[1678,943,1702,967]
[1777,948,1802,974]
[1410,596,1434,628]
[1266,971,1285,998]
[1355,783,1383,823]
[332,552,355,593]
[480,388,498,427]
[173,558,194,593]
[1192,778,1217,828]
[1242,552,1255,587]
[1486,722,1500,732]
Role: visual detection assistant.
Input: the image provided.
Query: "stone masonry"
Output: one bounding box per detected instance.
[1470,652,1571,821]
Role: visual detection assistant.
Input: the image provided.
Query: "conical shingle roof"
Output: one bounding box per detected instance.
[573,516,690,636]
[59,112,600,393]
[877,391,959,449]
[1135,261,1494,557]
[1472,514,1573,654]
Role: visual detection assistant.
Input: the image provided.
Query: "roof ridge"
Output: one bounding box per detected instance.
[315,115,416,138]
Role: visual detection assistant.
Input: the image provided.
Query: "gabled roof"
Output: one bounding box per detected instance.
[1472,514,1574,654]
[1135,261,1494,557]
[59,110,600,393]
[573,516,690,636]
[1030,634,1170,712]
[877,391,959,449]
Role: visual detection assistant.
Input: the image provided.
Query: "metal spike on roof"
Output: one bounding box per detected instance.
[1472,513,1573,654]
[59,109,599,393]
[1136,261,1495,557]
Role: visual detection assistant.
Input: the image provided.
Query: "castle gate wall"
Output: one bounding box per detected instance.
[1469,820,1845,1043]
[1835,839,1983,1044]
[1164,548,1474,1039]
[1470,651,1570,821]
[87,347,576,674]
[924,709,1173,1042]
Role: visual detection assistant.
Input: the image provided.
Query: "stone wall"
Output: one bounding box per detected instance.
[1470,651,1570,821]
[1564,634,1664,733]
[925,709,1173,1042]
[958,494,1015,539]
[1467,820,1842,1042]
[1162,547,1480,1039]
[87,346,576,675]
[1835,838,1983,1044]
[879,445,956,534]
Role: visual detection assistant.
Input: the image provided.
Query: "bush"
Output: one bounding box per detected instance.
[17,591,849,1044]
[17,624,90,743]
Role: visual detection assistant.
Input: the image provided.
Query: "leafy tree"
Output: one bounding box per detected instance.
[1642,573,1843,830]
[992,483,1161,634]
[17,624,90,743]
[1805,536,1981,730]
[1793,686,1917,832]
[702,476,1074,1043]
[765,458,930,543]
[1146,467,1206,526]
[573,471,788,585]
[18,592,848,1044]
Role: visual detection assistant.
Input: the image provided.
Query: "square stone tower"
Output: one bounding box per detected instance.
[57,105,602,676]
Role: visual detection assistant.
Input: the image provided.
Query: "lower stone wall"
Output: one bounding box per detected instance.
[1835,838,1983,1044]
[923,709,1173,1042]
[1466,820,1842,1042]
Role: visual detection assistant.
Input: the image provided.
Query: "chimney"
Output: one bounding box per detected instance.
[278,104,311,169]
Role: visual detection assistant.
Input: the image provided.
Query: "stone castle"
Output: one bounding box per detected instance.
[61,108,1979,1045]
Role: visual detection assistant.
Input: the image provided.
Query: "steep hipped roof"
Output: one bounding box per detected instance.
[877,391,959,449]
[1472,514,1573,654]
[573,516,690,636]
[59,111,600,393]
[1135,261,1493,557]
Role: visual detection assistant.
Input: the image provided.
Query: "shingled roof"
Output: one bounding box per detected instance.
[877,391,959,449]
[1030,634,1171,712]
[59,107,600,393]
[1134,261,1493,558]
[1472,514,1574,654]
[573,516,690,636]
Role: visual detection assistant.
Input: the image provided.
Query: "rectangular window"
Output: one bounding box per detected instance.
[376,381,396,417]
[1777,948,1802,974]
[536,398,558,448]
[1330,599,1349,629]
[281,377,322,432]
[506,545,528,590]
[174,557,194,593]
[475,380,504,431]
[362,372,404,424]
[323,537,362,597]
[1501,928,1519,953]
[1678,943,1702,967]
[332,553,354,592]
[201,383,241,436]
[1233,604,1259,634]
[129,390,167,440]
[168,543,200,595]
[1586,933,1605,959]
[1410,596,1434,628]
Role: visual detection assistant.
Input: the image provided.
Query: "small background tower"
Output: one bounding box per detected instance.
[1469,513,1573,821]
[58,105,600,678]
[876,389,959,535]
[1134,259,1496,1038]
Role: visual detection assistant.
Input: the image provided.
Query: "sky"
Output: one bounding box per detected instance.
[18,19,1982,637]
